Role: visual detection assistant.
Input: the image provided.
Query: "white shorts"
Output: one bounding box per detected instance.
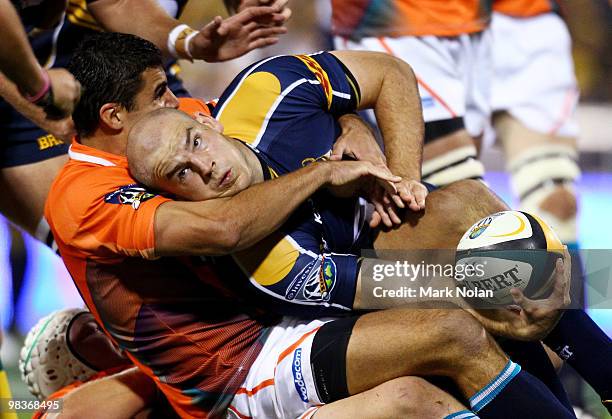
[226,317,334,419]
[490,12,579,138]
[334,31,492,138]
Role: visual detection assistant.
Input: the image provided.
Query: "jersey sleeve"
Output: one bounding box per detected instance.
[49,167,171,261]
[177,97,213,117]
[213,52,362,173]
[293,51,362,116]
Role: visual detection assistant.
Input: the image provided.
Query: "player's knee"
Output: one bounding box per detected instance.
[538,185,577,221]
[378,377,450,417]
[460,179,508,215]
[436,179,508,236]
[435,310,491,362]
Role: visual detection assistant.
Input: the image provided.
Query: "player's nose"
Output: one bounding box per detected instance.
[163,88,180,109]
[192,154,214,180]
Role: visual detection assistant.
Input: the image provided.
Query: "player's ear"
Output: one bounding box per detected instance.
[99,103,124,131]
[195,112,223,133]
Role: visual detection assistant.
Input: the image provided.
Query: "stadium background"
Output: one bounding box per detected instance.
[0,0,610,417]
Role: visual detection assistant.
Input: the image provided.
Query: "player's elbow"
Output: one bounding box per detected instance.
[389,55,416,84]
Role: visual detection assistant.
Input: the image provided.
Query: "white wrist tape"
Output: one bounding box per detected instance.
[183,30,199,60]
[167,24,197,60]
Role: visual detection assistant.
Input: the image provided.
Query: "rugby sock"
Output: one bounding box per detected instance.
[498,339,572,410]
[0,358,18,419]
[470,361,575,419]
[543,309,612,402]
[444,410,480,418]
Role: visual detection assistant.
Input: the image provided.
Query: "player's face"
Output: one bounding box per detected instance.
[150,117,254,201]
[67,312,128,371]
[127,67,180,127]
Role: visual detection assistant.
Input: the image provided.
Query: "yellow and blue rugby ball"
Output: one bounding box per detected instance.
[455,211,564,305]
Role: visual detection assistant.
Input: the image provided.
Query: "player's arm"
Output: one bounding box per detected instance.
[88,0,288,62]
[44,368,156,419]
[330,51,428,216]
[0,0,80,119]
[154,160,401,256]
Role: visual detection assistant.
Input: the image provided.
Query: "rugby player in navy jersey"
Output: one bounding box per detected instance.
[128,49,610,416]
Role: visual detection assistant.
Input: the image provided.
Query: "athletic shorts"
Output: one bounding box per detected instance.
[0,65,189,168]
[490,12,579,139]
[335,31,492,139]
[226,316,359,419]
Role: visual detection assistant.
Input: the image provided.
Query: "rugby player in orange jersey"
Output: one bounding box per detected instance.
[46,32,577,418]
[43,32,408,418]
[330,0,494,194]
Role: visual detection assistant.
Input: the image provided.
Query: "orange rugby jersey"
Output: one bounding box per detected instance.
[332,0,492,39]
[493,0,559,17]
[45,98,274,418]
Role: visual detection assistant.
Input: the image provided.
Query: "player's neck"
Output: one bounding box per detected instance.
[235,140,264,184]
[79,129,128,157]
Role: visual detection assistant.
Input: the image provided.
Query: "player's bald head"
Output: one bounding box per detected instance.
[127,107,257,201]
[127,108,193,188]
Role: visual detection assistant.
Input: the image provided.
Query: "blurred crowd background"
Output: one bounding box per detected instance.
[0,0,610,416]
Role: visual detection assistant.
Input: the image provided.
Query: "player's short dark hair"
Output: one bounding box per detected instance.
[68,32,163,137]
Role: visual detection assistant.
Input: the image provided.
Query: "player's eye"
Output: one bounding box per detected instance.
[177,167,189,181]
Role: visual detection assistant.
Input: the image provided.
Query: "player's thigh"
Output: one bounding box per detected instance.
[373,179,508,250]
[344,307,507,395]
[0,154,68,235]
[491,12,579,139]
[494,112,577,160]
[313,376,467,419]
[336,35,466,124]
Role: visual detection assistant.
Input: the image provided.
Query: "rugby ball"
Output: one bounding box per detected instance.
[455,211,564,305]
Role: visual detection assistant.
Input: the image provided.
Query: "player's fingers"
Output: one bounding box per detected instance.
[551,258,571,307]
[373,201,393,228]
[331,138,349,159]
[391,193,405,209]
[203,16,224,36]
[412,183,428,209]
[278,6,292,22]
[386,204,402,225]
[244,21,258,32]
[248,26,287,41]
[271,0,289,8]
[235,5,280,24]
[510,288,531,312]
[561,247,572,305]
[562,246,572,277]
[369,211,382,229]
[247,38,279,50]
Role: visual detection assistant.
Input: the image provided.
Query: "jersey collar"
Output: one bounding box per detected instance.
[68,139,129,168]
